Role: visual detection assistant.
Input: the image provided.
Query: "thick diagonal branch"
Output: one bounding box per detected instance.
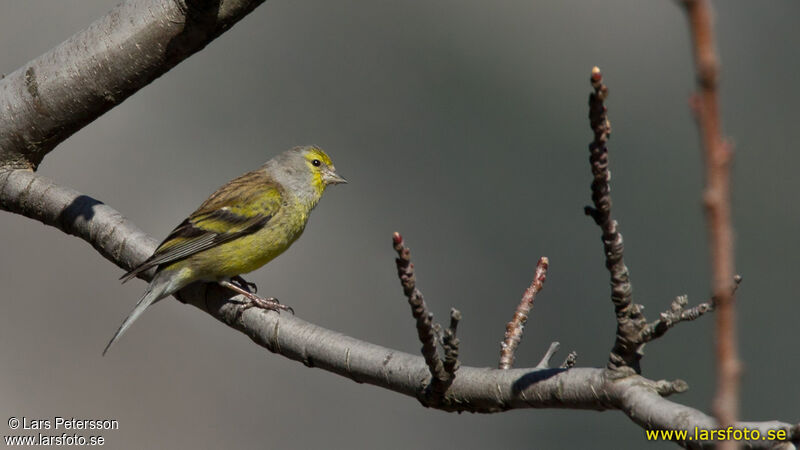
[2,170,796,448]
[0,0,267,170]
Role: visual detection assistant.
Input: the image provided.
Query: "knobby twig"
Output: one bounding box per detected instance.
[1,170,797,448]
[499,257,550,370]
[641,276,741,343]
[642,295,712,343]
[585,67,719,375]
[560,351,578,370]
[585,67,648,373]
[441,308,462,377]
[392,232,457,404]
[681,1,741,444]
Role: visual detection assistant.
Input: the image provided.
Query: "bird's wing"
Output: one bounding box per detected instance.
[120,170,283,282]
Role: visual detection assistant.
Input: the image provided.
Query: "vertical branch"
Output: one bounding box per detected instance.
[392,232,451,401]
[441,308,461,377]
[585,67,647,373]
[681,0,740,442]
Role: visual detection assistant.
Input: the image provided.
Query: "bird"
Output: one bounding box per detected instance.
[103,145,347,355]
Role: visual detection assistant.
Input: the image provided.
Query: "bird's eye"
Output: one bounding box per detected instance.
[311,159,321,167]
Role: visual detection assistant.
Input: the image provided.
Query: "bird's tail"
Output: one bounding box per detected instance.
[102,275,173,356]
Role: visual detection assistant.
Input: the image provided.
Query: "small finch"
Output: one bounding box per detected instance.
[103,145,346,355]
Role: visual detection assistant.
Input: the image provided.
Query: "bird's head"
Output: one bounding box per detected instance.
[302,146,347,188]
[268,145,347,204]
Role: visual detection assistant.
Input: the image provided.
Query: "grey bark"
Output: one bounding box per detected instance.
[0,0,266,170]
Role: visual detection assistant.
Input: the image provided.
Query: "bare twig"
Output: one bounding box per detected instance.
[641,295,712,343]
[680,1,741,444]
[534,342,561,369]
[585,67,648,373]
[499,257,549,370]
[641,276,741,343]
[441,308,461,378]
[392,232,453,403]
[560,352,578,370]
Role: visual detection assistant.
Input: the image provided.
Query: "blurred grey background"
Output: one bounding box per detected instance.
[1,1,798,448]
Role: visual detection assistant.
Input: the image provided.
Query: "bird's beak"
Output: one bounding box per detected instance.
[323,168,348,185]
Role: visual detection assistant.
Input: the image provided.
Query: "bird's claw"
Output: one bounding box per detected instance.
[243,296,293,313]
[233,294,294,320]
[231,275,258,294]
[220,279,293,320]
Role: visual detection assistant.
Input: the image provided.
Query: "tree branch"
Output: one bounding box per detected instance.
[392,232,455,404]
[585,67,649,373]
[1,169,796,448]
[0,0,267,170]
[640,276,740,344]
[441,308,462,379]
[499,257,550,370]
[681,2,741,447]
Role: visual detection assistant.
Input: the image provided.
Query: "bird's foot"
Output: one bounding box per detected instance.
[218,280,294,319]
[238,295,294,316]
[231,275,257,294]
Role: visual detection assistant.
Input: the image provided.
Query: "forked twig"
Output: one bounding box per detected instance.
[393,232,456,403]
